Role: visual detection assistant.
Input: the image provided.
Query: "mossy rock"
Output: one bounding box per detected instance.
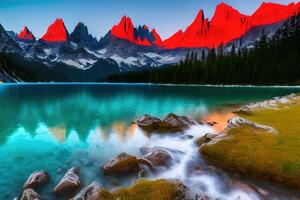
[99,179,185,200]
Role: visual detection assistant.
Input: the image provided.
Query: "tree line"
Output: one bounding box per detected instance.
[107,13,300,85]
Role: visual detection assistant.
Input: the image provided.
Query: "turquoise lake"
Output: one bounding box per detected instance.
[0,84,300,200]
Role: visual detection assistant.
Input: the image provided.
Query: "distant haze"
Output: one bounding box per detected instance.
[0,0,297,39]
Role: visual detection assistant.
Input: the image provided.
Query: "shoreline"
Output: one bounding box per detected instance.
[0,82,300,88]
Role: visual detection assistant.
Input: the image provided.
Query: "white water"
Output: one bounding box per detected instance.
[141,124,263,200]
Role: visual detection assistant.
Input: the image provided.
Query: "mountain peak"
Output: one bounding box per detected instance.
[18,26,35,41]
[251,2,298,26]
[111,16,135,43]
[41,18,69,42]
[151,28,163,46]
[70,22,98,47]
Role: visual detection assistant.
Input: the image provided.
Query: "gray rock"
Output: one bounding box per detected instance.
[102,153,141,175]
[141,147,172,166]
[53,167,80,196]
[23,171,49,189]
[71,182,103,200]
[20,188,41,200]
[135,113,196,133]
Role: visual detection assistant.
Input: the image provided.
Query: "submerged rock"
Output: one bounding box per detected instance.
[71,182,103,200]
[20,189,41,200]
[141,147,172,166]
[135,113,196,133]
[102,153,141,175]
[53,167,80,196]
[23,171,50,190]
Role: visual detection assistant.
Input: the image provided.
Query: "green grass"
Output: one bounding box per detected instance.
[99,179,183,200]
[201,96,300,188]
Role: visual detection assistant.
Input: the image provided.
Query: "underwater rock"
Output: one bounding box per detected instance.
[71,182,103,200]
[23,171,50,190]
[20,188,41,200]
[53,167,80,196]
[135,113,196,133]
[141,147,172,166]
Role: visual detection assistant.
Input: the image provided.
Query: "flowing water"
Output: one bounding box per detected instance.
[0,84,299,200]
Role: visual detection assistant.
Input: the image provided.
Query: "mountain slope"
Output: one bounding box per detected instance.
[163,2,300,48]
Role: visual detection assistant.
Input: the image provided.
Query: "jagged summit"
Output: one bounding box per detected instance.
[41,18,69,42]
[110,16,163,47]
[18,26,35,41]
[163,2,300,49]
[70,22,98,47]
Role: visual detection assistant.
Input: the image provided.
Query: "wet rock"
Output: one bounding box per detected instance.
[141,147,172,166]
[102,153,141,175]
[135,113,196,133]
[53,167,80,196]
[136,115,161,126]
[71,182,103,200]
[23,171,50,190]
[196,133,217,146]
[228,117,278,134]
[20,188,41,200]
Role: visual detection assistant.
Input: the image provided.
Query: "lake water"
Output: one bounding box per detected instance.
[0,84,300,200]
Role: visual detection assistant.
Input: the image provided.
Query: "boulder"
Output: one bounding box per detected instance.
[135,113,196,133]
[141,147,172,166]
[23,171,50,189]
[71,182,103,200]
[20,188,41,200]
[53,167,80,196]
[102,153,141,175]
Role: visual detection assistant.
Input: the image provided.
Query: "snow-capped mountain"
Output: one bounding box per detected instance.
[0,2,299,82]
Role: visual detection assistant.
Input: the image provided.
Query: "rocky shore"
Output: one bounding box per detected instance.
[14,113,215,200]
[13,93,300,200]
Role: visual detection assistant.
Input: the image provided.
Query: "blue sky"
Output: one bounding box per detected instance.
[0,0,297,39]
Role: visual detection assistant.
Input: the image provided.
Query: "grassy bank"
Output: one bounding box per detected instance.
[201,95,300,188]
[99,179,184,200]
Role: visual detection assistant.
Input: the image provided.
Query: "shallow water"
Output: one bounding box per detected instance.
[0,84,299,200]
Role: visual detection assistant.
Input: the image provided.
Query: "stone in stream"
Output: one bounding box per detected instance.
[102,153,155,176]
[71,182,103,200]
[196,133,217,147]
[19,188,41,200]
[53,167,80,196]
[23,171,50,190]
[135,113,196,133]
[140,147,172,166]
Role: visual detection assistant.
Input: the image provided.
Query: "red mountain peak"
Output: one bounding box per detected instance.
[151,28,163,46]
[41,18,69,42]
[250,2,298,26]
[18,26,34,41]
[111,16,135,43]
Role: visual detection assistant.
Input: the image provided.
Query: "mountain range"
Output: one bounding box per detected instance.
[0,2,299,82]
